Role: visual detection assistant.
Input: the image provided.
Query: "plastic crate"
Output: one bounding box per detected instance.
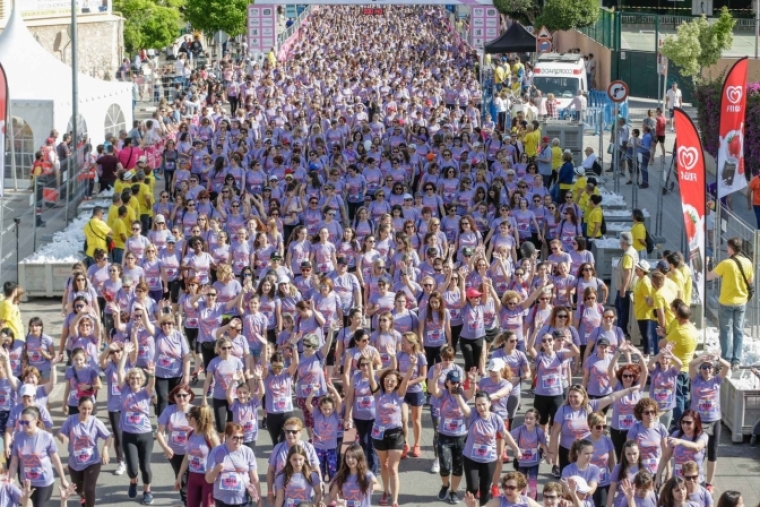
[19,261,74,299]
[720,374,760,443]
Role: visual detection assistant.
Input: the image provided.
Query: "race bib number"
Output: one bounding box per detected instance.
[520,448,538,462]
[371,425,386,439]
[642,457,658,474]
[25,467,43,481]
[219,472,243,491]
[542,374,560,389]
[28,351,43,363]
[127,411,145,425]
[171,430,189,445]
[618,414,635,430]
[74,447,94,464]
[698,399,715,415]
[242,420,255,433]
[443,418,464,433]
[0,394,9,410]
[189,455,204,472]
[273,396,293,412]
[470,444,496,461]
[674,463,683,477]
[653,388,672,405]
[111,383,121,396]
[358,396,375,409]
[158,354,177,370]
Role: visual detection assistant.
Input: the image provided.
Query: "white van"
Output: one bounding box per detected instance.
[532,53,588,109]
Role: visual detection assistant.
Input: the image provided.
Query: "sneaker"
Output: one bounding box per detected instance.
[639,183,650,189]
[731,360,741,369]
[431,458,440,473]
[552,465,561,479]
[114,462,126,476]
[128,482,138,499]
[142,492,154,505]
[401,443,410,459]
[705,484,714,494]
[491,485,500,499]
[379,492,389,506]
[626,180,633,185]
[411,444,421,457]
[438,485,450,501]
[448,491,460,505]
[261,417,268,430]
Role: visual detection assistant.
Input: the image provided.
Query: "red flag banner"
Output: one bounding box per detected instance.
[717,57,748,198]
[0,62,7,198]
[674,107,706,306]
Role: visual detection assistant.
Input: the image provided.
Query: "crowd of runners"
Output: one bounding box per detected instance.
[5,5,752,507]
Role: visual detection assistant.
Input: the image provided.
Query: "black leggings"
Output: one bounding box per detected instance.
[593,484,609,507]
[450,324,463,353]
[108,411,124,462]
[200,342,218,373]
[707,421,721,462]
[155,376,182,417]
[610,427,628,461]
[438,434,466,478]
[212,398,232,434]
[266,411,294,445]
[558,445,571,472]
[122,430,154,484]
[424,346,442,369]
[69,463,101,507]
[169,452,188,505]
[28,484,54,507]
[460,337,484,373]
[463,456,497,506]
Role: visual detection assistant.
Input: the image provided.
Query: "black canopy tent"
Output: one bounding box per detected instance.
[484,22,536,54]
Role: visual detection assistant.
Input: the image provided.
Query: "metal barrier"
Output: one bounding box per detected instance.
[579,8,618,49]
[276,6,314,48]
[708,205,760,339]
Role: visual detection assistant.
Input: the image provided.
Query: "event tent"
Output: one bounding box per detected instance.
[484,22,536,54]
[0,2,133,186]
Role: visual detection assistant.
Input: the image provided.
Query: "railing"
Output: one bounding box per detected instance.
[277,5,314,48]
[579,8,618,49]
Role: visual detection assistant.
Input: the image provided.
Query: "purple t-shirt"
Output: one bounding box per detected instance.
[120,388,153,434]
[25,334,54,373]
[186,431,211,474]
[59,415,111,471]
[670,430,708,481]
[590,435,615,486]
[690,375,722,422]
[649,364,679,411]
[372,391,403,436]
[268,441,320,475]
[155,329,189,378]
[13,429,58,487]
[583,353,613,396]
[231,398,261,443]
[463,412,505,463]
[207,356,244,400]
[265,370,294,414]
[562,462,601,507]
[510,424,546,467]
[610,382,640,432]
[350,373,376,421]
[65,365,100,408]
[295,352,327,399]
[338,472,376,507]
[438,391,468,437]
[610,464,640,507]
[206,443,257,505]
[534,351,571,396]
[419,308,450,348]
[158,405,191,455]
[397,352,427,394]
[477,377,512,419]
[312,410,340,450]
[626,421,668,474]
[555,400,601,449]
[103,361,123,412]
[274,471,321,505]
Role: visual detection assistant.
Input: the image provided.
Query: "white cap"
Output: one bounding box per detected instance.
[19,384,35,397]
[567,476,591,494]
[487,358,506,372]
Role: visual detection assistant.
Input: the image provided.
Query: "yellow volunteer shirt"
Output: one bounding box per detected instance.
[138,182,154,217]
[84,218,111,257]
[494,66,505,85]
[679,265,693,305]
[653,281,678,326]
[577,188,600,221]
[714,256,755,306]
[631,222,647,253]
[112,218,129,249]
[0,298,23,341]
[668,268,686,300]
[586,207,603,238]
[524,130,540,157]
[127,195,141,218]
[108,204,136,229]
[666,320,698,372]
[633,276,653,321]
[551,147,563,172]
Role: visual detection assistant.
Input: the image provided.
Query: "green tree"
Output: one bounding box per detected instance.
[492,0,541,27]
[535,0,599,32]
[114,0,183,54]
[660,6,735,83]
[184,0,249,38]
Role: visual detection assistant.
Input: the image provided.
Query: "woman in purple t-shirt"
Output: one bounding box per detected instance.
[175,405,220,507]
[648,348,683,431]
[8,405,69,507]
[274,445,323,507]
[157,384,195,507]
[58,396,112,507]
[328,443,379,507]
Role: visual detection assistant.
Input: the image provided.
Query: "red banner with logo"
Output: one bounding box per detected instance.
[674,107,706,307]
[717,57,748,198]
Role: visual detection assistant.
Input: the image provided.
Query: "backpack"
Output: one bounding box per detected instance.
[644,229,655,254]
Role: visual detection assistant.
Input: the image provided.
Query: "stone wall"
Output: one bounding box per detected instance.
[25,17,122,80]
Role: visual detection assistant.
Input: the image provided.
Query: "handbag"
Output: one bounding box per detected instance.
[731,256,754,301]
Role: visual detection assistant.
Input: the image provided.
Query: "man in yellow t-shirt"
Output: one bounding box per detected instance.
[707,237,755,367]
[523,124,540,159]
[0,282,23,341]
[577,177,601,220]
[111,205,130,264]
[631,210,648,257]
[585,195,604,238]
[84,206,112,267]
[649,269,678,328]
[659,300,698,422]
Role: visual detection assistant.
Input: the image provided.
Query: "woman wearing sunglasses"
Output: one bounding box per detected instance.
[685,353,730,491]
[201,337,246,438]
[655,410,707,490]
[605,343,648,459]
[625,398,668,478]
[156,384,194,507]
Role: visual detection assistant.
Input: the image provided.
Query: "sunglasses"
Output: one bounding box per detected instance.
[642,410,657,415]
[684,475,699,482]
[681,420,694,425]
[595,424,607,430]
[220,346,233,351]
[622,374,635,379]
[284,429,300,435]
[556,315,569,319]
[502,485,518,491]
[175,393,191,398]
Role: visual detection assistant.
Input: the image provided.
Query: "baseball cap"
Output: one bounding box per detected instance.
[487,358,506,372]
[337,257,348,266]
[465,288,482,299]
[154,214,166,224]
[596,337,611,346]
[446,370,462,383]
[19,384,35,397]
[301,261,312,268]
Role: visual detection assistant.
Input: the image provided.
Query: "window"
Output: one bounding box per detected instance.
[4,116,34,182]
[532,76,580,99]
[104,104,125,137]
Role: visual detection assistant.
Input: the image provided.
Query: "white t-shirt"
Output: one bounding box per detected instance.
[666,88,682,109]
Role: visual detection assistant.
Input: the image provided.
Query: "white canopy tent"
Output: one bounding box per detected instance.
[0,2,133,187]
